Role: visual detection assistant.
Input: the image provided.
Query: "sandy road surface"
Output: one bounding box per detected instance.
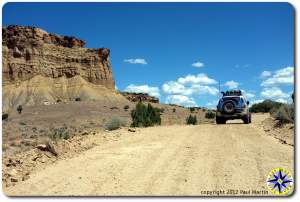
[4,114,294,196]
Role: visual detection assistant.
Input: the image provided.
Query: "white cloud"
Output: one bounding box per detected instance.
[162,81,188,95]
[165,95,197,107]
[178,73,217,85]
[260,71,272,78]
[124,58,147,65]
[124,84,160,98]
[206,100,218,107]
[249,99,264,106]
[275,67,294,78]
[261,87,289,99]
[252,99,264,104]
[192,61,204,68]
[243,92,255,99]
[162,73,218,107]
[190,84,219,95]
[261,66,294,87]
[162,81,218,96]
[275,98,288,103]
[224,80,239,89]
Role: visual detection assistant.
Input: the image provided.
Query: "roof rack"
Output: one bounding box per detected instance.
[221,90,242,96]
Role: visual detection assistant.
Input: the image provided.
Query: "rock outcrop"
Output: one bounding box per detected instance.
[2,25,115,88]
[120,92,159,103]
[2,25,127,111]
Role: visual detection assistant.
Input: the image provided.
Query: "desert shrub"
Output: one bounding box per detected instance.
[271,104,294,124]
[124,105,130,111]
[75,97,81,101]
[2,113,8,121]
[104,116,127,131]
[131,102,161,127]
[250,100,282,113]
[186,115,197,125]
[189,108,195,113]
[49,127,71,141]
[172,108,176,113]
[17,105,23,114]
[205,111,216,119]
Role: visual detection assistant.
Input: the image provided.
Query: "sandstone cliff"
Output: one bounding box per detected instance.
[3,25,115,87]
[2,25,127,111]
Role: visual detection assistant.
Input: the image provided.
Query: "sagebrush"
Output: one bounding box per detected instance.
[186,115,197,125]
[250,99,282,113]
[105,116,127,131]
[49,127,71,141]
[205,111,216,119]
[271,104,294,124]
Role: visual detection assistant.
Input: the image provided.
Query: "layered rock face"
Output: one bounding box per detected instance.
[2,25,126,111]
[120,92,159,103]
[2,25,115,88]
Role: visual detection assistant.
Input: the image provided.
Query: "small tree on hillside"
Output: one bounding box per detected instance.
[131,102,161,127]
[190,108,195,113]
[205,111,216,119]
[186,115,197,125]
[17,105,23,114]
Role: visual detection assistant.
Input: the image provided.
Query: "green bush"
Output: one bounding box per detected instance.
[124,105,130,111]
[205,111,216,119]
[172,108,176,113]
[75,97,81,101]
[250,100,282,113]
[17,105,23,114]
[186,115,197,125]
[189,108,195,113]
[49,127,71,141]
[104,116,127,131]
[271,104,294,124]
[2,113,8,121]
[131,102,161,127]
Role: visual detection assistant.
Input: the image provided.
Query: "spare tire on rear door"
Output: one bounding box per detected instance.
[223,101,235,114]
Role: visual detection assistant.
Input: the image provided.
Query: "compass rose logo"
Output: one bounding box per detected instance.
[266,168,293,195]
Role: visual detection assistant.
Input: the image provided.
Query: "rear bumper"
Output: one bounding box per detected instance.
[216,111,248,119]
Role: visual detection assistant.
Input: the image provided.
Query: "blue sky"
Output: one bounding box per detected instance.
[3,2,295,107]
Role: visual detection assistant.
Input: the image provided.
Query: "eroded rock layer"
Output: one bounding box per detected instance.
[120,92,159,103]
[2,25,115,88]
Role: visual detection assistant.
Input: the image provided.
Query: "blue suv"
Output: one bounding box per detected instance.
[216,90,251,124]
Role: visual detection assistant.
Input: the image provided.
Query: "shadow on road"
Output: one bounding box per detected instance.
[225,122,245,125]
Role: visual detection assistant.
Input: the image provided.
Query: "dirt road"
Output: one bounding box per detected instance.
[4,114,294,196]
